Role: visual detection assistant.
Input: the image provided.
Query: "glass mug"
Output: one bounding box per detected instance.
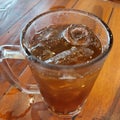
[0,9,113,119]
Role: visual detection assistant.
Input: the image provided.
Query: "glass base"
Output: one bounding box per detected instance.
[47,99,87,118]
[31,99,87,120]
[31,101,82,120]
[49,107,81,118]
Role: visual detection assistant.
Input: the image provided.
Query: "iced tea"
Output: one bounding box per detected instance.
[29,24,102,115]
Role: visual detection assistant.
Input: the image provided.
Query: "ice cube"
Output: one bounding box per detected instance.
[33,25,72,54]
[31,43,55,60]
[45,46,94,65]
[62,24,92,46]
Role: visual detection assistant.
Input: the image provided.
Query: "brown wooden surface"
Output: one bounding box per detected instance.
[0,0,120,119]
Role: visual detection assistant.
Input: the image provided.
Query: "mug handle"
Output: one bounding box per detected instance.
[0,45,40,94]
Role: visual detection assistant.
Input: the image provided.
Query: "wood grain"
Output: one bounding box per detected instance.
[0,0,41,35]
[106,7,120,120]
[110,0,120,3]
[74,0,114,23]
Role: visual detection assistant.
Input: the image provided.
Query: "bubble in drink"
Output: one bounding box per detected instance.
[30,24,102,65]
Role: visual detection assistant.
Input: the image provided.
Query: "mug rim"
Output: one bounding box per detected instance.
[20,9,113,69]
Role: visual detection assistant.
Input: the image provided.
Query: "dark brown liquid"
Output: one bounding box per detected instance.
[30,24,102,65]
[29,24,102,115]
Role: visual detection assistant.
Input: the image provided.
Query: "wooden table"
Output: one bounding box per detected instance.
[0,0,120,119]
